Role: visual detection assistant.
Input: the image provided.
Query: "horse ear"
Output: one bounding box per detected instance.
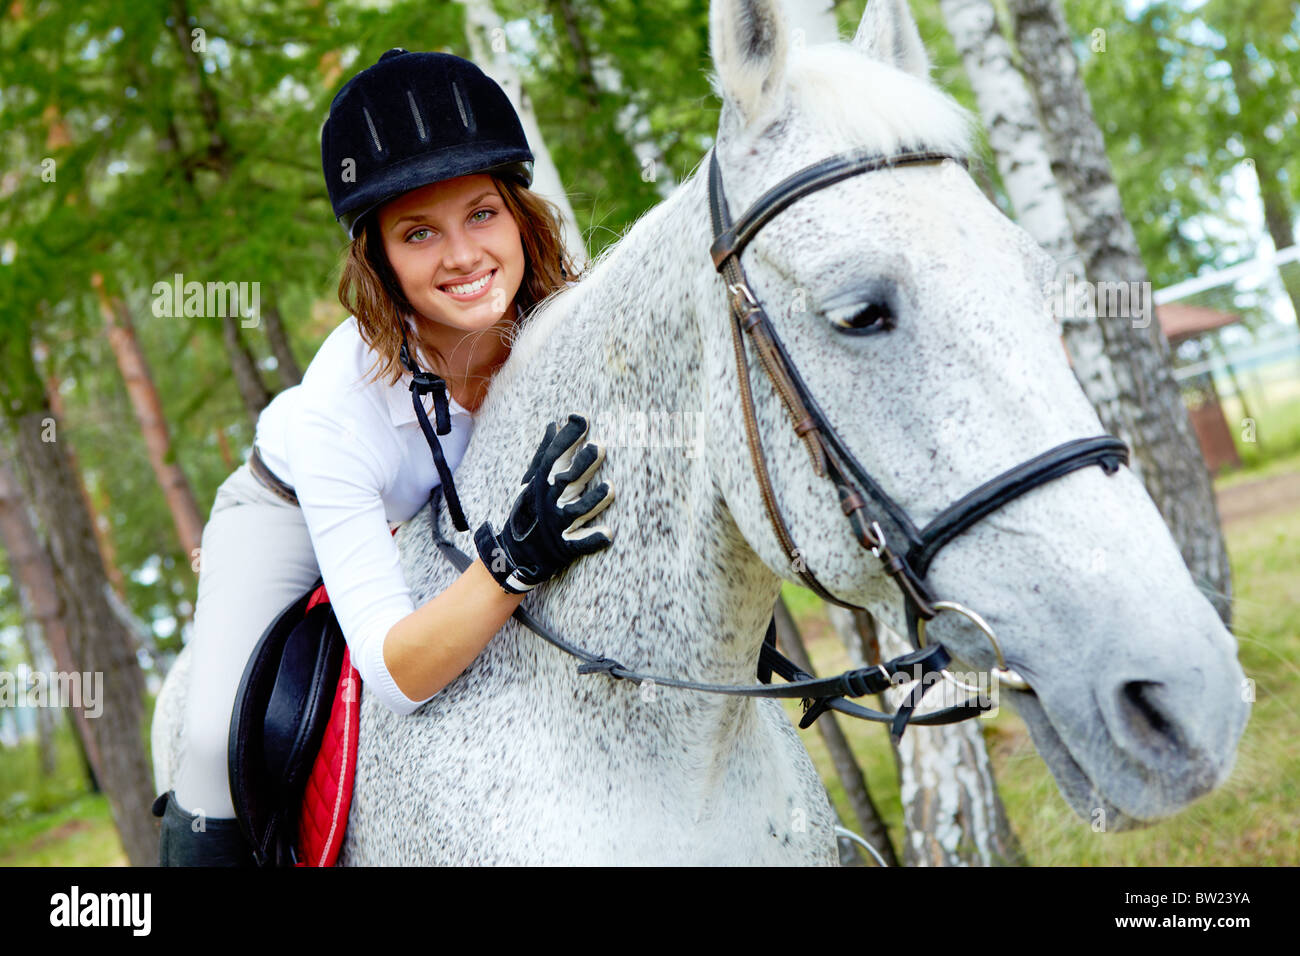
[851,0,931,79]
[709,0,789,129]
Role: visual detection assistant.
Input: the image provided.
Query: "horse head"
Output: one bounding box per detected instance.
[701,0,1248,829]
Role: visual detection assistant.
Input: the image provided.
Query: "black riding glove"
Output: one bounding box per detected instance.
[474,414,615,594]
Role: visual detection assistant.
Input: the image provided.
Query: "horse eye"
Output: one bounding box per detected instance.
[829,301,894,335]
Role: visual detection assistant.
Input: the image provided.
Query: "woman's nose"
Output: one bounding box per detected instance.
[441,228,481,271]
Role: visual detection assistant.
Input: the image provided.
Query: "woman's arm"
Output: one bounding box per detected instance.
[380,415,614,703]
[381,558,525,701]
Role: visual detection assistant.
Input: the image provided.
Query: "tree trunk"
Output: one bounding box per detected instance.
[262,298,303,389]
[93,273,205,560]
[166,0,272,423]
[1245,148,1300,318]
[1007,0,1232,624]
[222,312,272,424]
[0,448,104,790]
[215,424,236,471]
[0,327,157,866]
[35,338,129,598]
[772,597,899,866]
[17,618,59,778]
[10,410,156,864]
[827,604,1026,866]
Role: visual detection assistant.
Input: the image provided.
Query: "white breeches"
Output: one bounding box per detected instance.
[172,460,320,818]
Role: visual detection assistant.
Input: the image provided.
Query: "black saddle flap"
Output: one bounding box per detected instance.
[228,577,346,866]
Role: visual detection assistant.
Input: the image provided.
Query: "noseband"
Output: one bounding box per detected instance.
[428,144,1129,741]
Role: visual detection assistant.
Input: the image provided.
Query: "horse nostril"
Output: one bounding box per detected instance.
[1119,680,1178,749]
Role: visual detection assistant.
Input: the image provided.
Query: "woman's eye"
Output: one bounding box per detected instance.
[404,209,492,242]
[829,302,895,335]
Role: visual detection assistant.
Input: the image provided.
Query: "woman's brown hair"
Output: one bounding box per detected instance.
[339,173,583,387]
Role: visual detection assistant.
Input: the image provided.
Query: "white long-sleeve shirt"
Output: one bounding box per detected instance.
[253,313,476,716]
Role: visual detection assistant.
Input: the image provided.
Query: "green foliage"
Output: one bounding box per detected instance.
[499,0,718,259]
[0,0,471,647]
[1063,0,1300,288]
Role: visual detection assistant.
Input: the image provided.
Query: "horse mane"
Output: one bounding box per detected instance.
[491,171,703,388]
[711,40,976,159]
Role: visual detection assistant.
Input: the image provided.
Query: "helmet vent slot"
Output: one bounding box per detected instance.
[361,106,384,154]
[406,89,428,142]
[451,80,475,134]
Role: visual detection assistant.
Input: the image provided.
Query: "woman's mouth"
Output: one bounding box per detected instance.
[438,268,496,301]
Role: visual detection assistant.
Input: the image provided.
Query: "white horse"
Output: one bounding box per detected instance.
[154,0,1249,864]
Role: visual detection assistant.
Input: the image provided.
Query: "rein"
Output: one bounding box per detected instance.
[427,485,989,735]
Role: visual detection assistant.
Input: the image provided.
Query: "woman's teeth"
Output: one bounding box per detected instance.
[442,271,493,296]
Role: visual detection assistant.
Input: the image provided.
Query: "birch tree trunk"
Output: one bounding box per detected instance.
[1006,0,1232,623]
[938,0,1136,535]
[771,597,899,866]
[458,0,590,264]
[828,604,1026,866]
[93,273,205,560]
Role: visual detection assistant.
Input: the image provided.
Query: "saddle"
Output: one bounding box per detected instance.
[228,576,358,867]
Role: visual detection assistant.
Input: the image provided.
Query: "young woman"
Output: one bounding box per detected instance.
[155,49,616,865]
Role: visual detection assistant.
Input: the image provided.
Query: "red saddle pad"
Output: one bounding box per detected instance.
[295,525,404,866]
[294,590,361,867]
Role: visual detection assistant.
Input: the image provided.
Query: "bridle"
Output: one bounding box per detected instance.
[705,144,1127,731]
[426,143,1129,742]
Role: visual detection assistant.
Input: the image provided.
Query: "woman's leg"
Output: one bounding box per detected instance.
[167,462,320,840]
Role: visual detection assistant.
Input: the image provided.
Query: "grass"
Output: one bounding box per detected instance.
[2,480,1297,867]
[0,794,123,866]
[1214,446,1300,490]
[1218,391,1300,482]
[0,729,126,866]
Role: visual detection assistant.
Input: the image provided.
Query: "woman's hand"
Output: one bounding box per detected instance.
[474,414,615,594]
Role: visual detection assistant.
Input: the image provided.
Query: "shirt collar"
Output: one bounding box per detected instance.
[383,306,519,428]
[385,370,473,428]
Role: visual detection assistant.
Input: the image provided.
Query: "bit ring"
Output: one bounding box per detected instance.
[915,600,1031,691]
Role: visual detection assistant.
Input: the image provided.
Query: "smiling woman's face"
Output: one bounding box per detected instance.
[377,173,525,336]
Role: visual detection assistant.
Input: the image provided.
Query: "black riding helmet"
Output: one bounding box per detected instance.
[321,48,535,239]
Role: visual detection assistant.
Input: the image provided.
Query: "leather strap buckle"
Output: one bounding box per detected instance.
[727,281,760,317]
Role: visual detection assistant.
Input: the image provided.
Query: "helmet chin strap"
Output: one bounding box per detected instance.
[399,327,469,532]
[395,299,524,535]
